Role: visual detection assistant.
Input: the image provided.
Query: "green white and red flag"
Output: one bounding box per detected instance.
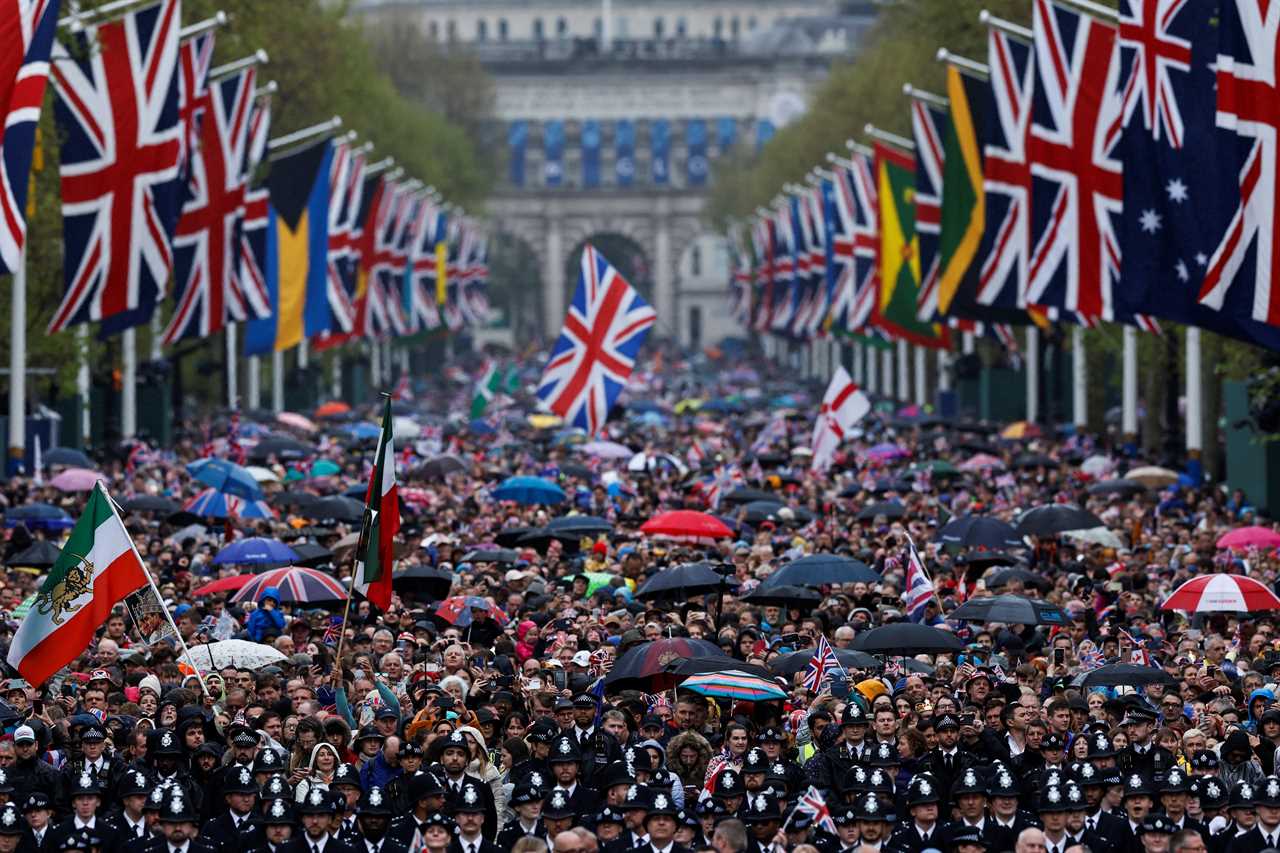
[8,483,150,686]
[354,396,400,609]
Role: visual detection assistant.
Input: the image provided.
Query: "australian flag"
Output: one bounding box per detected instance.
[1114,0,1280,349]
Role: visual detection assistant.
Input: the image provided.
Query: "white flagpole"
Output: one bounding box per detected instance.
[914,346,926,407]
[1122,325,1138,441]
[896,339,910,403]
[121,327,137,439]
[1186,327,1202,459]
[247,356,261,410]
[1026,326,1040,423]
[271,350,284,413]
[8,247,26,475]
[1072,325,1087,428]
[226,325,238,409]
[32,432,42,486]
[77,327,90,445]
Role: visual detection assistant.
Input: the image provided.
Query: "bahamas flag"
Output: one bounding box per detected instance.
[244,139,333,354]
[874,142,948,349]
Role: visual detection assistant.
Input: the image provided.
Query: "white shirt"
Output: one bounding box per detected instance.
[914,823,935,843]
[123,816,146,838]
[74,817,96,830]
[965,818,986,832]
[648,843,674,853]
[1044,831,1067,853]
[554,782,578,797]
[306,834,330,853]
[517,819,540,835]
[169,844,188,853]
[365,841,382,853]
[457,834,484,853]
[1007,733,1025,757]
[231,811,252,830]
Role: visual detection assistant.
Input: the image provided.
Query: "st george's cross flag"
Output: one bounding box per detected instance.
[8,484,150,686]
[354,396,400,610]
[810,366,871,472]
[537,244,656,436]
[0,0,59,277]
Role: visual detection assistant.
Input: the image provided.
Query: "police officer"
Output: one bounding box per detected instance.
[446,783,500,853]
[547,735,599,814]
[351,787,403,853]
[494,783,548,850]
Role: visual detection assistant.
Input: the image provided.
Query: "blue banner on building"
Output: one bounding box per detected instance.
[543,120,564,187]
[716,117,737,153]
[581,120,601,188]
[756,119,775,151]
[686,119,708,187]
[615,120,635,187]
[508,120,527,186]
[651,119,670,185]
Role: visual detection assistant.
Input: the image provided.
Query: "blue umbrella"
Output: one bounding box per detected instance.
[345,422,381,440]
[184,489,275,519]
[492,476,566,505]
[186,457,264,501]
[43,447,93,468]
[4,503,75,531]
[213,537,300,566]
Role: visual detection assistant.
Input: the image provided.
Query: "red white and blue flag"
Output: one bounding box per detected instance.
[324,141,366,335]
[903,536,936,621]
[47,0,183,335]
[230,97,272,323]
[802,634,845,693]
[796,786,837,835]
[913,100,948,322]
[406,196,443,332]
[538,245,656,436]
[176,29,214,178]
[162,67,257,344]
[0,0,59,277]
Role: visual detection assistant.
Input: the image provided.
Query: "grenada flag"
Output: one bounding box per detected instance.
[354,396,399,610]
[8,484,150,686]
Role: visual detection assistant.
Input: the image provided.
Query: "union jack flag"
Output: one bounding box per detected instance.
[230,97,272,323]
[324,141,366,335]
[802,633,844,693]
[162,68,258,345]
[322,615,343,647]
[1198,0,1280,327]
[728,223,754,327]
[794,185,828,338]
[848,152,880,331]
[1025,0,1124,321]
[796,786,837,835]
[405,196,443,332]
[769,204,798,335]
[384,185,417,336]
[362,179,408,338]
[176,30,213,177]
[0,0,59,277]
[1119,0,1191,148]
[822,168,857,333]
[47,0,183,335]
[750,215,775,331]
[537,244,656,436]
[903,536,936,621]
[913,100,948,322]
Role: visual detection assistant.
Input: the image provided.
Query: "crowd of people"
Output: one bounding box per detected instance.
[0,349,1272,853]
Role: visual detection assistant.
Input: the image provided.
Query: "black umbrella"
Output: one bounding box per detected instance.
[955,550,1023,571]
[44,447,93,468]
[249,436,315,462]
[270,491,322,511]
[667,657,777,680]
[495,527,538,548]
[122,495,181,514]
[636,562,739,602]
[862,477,914,496]
[740,585,822,608]
[604,638,726,688]
[556,462,595,481]
[740,500,799,525]
[761,554,880,589]
[288,541,335,567]
[950,595,1070,626]
[938,516,1024,550]
[1012,453,1059,470]
[413,455,467,480]
[461,548,520,564]
[5,541,61,569]
[1086,479,1147,498]
[723,487,776,506]
[853,623,965,654]
[1014,504,1104,536]
[392,565,454,601]
[985,566,1053,592]
[856,501,906,521]
[1071,663,1178,689]
[546,515,613,537]
[308,496,365,523]
[768,647,882,675]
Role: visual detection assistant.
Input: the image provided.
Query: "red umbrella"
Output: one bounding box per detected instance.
[192,574,256,596]
[434,596,510,627]
[1217,526,1280,550]
[1161,574,1280,612]
[640,510,733,542]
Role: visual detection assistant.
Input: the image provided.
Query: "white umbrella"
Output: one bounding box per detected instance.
[392,417,421,440]
[1064,526,1125,549]
[246,466,280,483]
[1080,455,1114,477]
[179,639,288,672]
[627,452,688,476]
[578,440,633,459]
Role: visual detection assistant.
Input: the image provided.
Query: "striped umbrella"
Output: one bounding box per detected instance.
[680,669,787,702]
[184,488,276,520]
[230,567,347,605]
[1160,574,1280,612]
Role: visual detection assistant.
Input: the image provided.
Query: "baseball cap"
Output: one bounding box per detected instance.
[13,726,34,744]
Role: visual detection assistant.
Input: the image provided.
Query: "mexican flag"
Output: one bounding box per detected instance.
[354,396,400,610]
[470,361,501,420]
[8,484,149,686]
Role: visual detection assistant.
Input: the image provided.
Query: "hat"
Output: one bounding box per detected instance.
[222,765,257,796]
[21,792,51,813]
[1038,786,1068,813]
[151,729,182,757]
[741,792,781,824]
[907,775,941,806]
[359,787,393,816]
[1086,731,1117,758]
[1140,815,1176,835]
[543,788,574,820]
[79,724,107,744]
[355,725,385,743]
[261,775,292,801]
[758,727,785,743]
[0,805,22,836]
[504,569,531,583]
[1257,776,1280,808]
[1123,772,1155,799]
[453,781,487,814]
[952,767,986,798]
[572,693,596,709]
[1063,783,1088,812]
[260,799,296,826]
[332,764,362,788]
[987,766,1020,799]
[595,806,626,827]
[553,698,574,713]
[296,786,336,816]
[853,792,892,822]
[1190,750,1220,771]
[409,771,445,802]
[550,735,581,763]
[1121,706,1158,727]
[950,826,989,850]
[934,714,960,732]
[1040,732,1065,752]
[12,726,35,745]
[571,651,592,668]
[841,703,868,726]
[715,769,744,798]
[742,748,771,774]
[1194,777,1227,810]
[1230,781,1257,810]
[158,790,197,823]
[868,741,900,767]
[68,770,101,798]
[1160,768,1192,794]
[644,790,679,820]
[510,782,545,807]
[375,707,399,721]
[622,745,653,774]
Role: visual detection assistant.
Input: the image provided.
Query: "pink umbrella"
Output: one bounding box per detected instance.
[959,454,1006,472]
[276,412,318,433]
[1217,526,1280,551]
[50,468,105,492]
[1161,574,1280,612]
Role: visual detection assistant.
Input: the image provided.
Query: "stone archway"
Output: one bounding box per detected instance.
[563,232,654,304]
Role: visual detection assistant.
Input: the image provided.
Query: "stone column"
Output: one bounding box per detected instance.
[544,202,566,338]
[654,198,675,334]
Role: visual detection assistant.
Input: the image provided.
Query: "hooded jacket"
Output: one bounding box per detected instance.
[245,588,286,641]
[666,730,712,789]
[1220,729,1266,788]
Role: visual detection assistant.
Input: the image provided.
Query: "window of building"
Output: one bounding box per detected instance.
[654,17,664,38]
[713,17,723,38]
[427,20,439,40]
[747,16,757,31]
[476,19,487,41]
[498,18,508,40]
[533,17,544,39]
[730,17,740,38]
[689,305,703,348]
[446,19,457,41]
[556,17,568,36]
[691,245,702,276]
[676,17,687,37]
[593,17,602,37]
